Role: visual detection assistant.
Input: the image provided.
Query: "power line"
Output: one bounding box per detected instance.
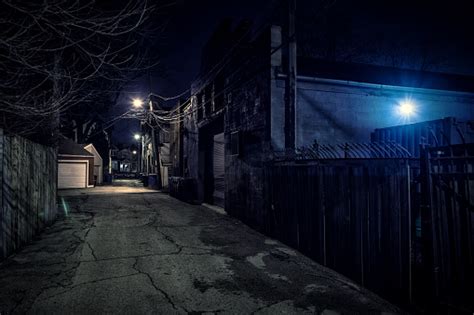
[86,11,288,139]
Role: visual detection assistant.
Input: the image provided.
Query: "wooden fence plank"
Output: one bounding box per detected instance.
[265,159,413,307]
[0,129,57,260]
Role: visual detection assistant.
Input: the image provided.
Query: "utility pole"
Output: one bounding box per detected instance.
[148,72,162,188]
[285,0,297,151]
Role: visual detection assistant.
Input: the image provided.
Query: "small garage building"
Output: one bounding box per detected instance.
[58,138,94,189]
[84,143,103,185]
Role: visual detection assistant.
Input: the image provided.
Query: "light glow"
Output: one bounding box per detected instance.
[61,197,69,216]
[132,150,137,155]
[398,100,415,117]
[132,98,143,108]
[133,134,140,140]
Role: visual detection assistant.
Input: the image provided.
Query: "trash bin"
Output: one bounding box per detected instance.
[148,174,159,189]
[104,173,113,184]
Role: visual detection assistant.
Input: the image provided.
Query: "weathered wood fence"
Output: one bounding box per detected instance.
[264,152,474,312]
[420,144,474,312]
[0,129,57,260]
[264,159,417,306]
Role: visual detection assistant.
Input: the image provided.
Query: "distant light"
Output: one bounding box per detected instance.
[132,150,137,155]
[133,134,141,140]
[398,100,415,117]
[132,98,143,108]
[61,197,69,216]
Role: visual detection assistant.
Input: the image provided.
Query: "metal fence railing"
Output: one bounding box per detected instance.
[273,141,412,161]
[420,143,474,312]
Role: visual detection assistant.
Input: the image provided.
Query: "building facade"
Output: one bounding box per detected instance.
[175,24,474,228]
[139,100,173,189]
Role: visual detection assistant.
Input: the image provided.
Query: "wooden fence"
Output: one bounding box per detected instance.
[420,144,474,312]
[0,129,57,260]
[264,151,474,312]
[264,159,417,306]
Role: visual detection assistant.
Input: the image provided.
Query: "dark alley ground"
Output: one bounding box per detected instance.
[0,180,400,314]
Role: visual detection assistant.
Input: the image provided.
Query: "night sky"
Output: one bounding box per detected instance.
[112,0,474,144]
[112,0,274,143]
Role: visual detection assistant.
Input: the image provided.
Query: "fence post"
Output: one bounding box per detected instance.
[419,145,440,305]
[407,161,413,304]
[0,129,3,259]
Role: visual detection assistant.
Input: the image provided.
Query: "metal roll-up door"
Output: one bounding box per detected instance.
[58,162,87,189]
[213,133,225,207]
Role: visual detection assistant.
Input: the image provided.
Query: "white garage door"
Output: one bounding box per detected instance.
[58,162,87,189]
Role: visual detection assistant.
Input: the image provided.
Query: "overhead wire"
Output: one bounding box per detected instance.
[89,0,302,137]
[146,22,290,127]
[147,0,339,127]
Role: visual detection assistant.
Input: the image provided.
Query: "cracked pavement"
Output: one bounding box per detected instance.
[0,180,401,314]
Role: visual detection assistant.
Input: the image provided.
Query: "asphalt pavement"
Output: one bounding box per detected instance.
[0,180,400,314]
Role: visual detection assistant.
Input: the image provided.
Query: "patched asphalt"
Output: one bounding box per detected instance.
[0,181,401,314]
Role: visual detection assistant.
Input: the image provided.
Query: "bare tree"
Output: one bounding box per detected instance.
[0,0,160,144]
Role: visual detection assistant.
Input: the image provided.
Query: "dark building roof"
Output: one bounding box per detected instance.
[58,138,93,156]
[297,58,474,93]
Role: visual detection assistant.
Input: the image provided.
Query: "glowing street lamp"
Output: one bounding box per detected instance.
[133,134,141,140]
[132,98,144,108]
[398,100,416,118]
[132,150,137,155]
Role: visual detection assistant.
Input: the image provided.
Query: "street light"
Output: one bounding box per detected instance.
[398,100,416,118]
[132,98,143,108]
[133,133,142,173]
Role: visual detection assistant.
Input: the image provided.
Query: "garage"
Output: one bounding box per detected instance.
[58,138,94,189]
[58,162,88,189]
[213,132,225,207]
[84,143,104,185]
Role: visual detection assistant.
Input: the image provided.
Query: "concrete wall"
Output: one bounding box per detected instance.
[0,129,57,260]
[272,78,474,147]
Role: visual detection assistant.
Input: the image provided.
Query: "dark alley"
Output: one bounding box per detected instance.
[1,0,474,313]
[0,181,398,314]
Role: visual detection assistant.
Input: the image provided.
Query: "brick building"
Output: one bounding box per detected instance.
[175,23,474,228]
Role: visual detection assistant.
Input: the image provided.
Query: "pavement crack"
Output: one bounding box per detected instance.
[40,273,141,302]
[9,289,27,314]
[84,226,93,238]
[187,309,225,314]
[85,241,98,260]
[250,301,282,315]
[132,257,180,312]
[76,250,212,264]
[154,227,184,254]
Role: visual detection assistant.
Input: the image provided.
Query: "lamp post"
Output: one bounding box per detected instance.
[133,133,142,174]
[131,96,159,186]
[131,97,145,174]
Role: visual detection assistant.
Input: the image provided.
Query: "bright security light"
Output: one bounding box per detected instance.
[133,134,140,140]
[132,150,137,155]
[398,100,415,117]
[132,98,143,108]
